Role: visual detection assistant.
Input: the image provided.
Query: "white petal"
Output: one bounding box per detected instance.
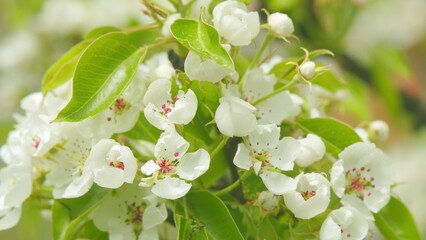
[143,79,171,108]
[363,187,390,213]
[141,160,161,176]
[248,124,280,153]
[154,129,189,160]
[341,194,374,221]
[143,203,168,229]
[330,160,346,198]
[242,68,276,102]
[215,96,257,137]
[260,171,296,195]
[269,137,300,171]
[144,103,170,130]
[167,89,198,125]
[59,170,94,199]
[258,91,300,124]
[319,213,342,240]
[184,51,231,83]
[0,207,21,230]
[295,134,326,167]
[151,177,192,200]
[176,149,210,181]
[140,227,159,240]
[233,143,252,170]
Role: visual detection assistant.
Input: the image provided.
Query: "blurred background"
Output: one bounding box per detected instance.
[0,0,425,239]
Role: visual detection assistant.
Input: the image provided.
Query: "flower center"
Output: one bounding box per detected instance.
[109,161,125,170]
[32,137,41,149]
[345,167,375,199]
[251,151,271,167]
[124,201,146,237]
[157,159,175,173]
[161,96,179,117]
[300,190,316,200]
[107,97,129,121]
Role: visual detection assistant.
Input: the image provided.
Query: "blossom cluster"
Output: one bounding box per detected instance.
[0,0,397,239]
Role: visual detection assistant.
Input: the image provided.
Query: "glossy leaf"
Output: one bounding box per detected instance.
[52,185,111,240]
[123,113,162,143]
[297,118,362,156]
[374,197,421,240]
[42,39,92,95]
[54,32,147,122]
[186,191,244,240]
[84,26,121,39]
[170,19,234,69]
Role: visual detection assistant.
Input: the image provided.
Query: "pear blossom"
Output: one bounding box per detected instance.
[258,191,280,212]
[267,13,294,37]
[283,173,330,219]
[233,124,300,194]
[86,139,137,189]
[143,79,198,130]
[184,51,231,83]
[368,120,389,142]
[140,128,210,199]
[212,1,260,46]
[330,142,393,213]
[137,52,176,83]
[0,207,22,231]
[162,13,181,37]
[300,61,316,80]
[91,184,167,240]
[320,207,369,240]
[294,134,326,167]
[0,164,32,209]
[215,96,257,137]
[242,68,302,124]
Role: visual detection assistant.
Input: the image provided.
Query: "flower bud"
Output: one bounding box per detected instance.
[368,120,389,142]
[258,191,279,212]
[212,1,259,46]
[300,61,316,80]
[267,13,294,37]
[162,13,181,38]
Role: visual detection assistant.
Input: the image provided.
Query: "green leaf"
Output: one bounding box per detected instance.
[42,39,92,95]
[123,113,161,143]
[297,118,362,156]
[170,19,234,69]
[186,191,244,240]
[52,185,111,240]
[374,197,421,240]
[84,26,121,39]
[54,32,147,122]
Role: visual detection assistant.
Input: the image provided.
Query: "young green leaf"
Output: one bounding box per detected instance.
[374,197,421,240]
[170,19,234,69]
[84,26,121,39]
[42,39,92,95]
[186,191,244,240]
[54,32,147,122]
[297,118,362,156]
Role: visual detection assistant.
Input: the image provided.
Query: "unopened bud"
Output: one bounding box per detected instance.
[268,13,294,37]
[300,61,316,80]
[368,120,389,142]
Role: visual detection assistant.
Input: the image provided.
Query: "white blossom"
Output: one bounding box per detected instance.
[143,79,198,130]
[86,139,137,189]
[184,51,231,83]
[242,68,302,124]
[330,142,393,213]
[212,1,259,46]
[295,134,326,167]
[258,191,279,212]
[140,128,210,199]
[215,96,257,137]
[137,53,176,84]
[0,207,22,231]
[91,184,167,240]
[233,124,300,194]
[300,61,316,80]
[283,173,330,219]
[320,207,369,240]
[267,13,294,37]
[368,120,389,142]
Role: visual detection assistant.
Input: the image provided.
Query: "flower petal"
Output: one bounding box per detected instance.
[269,137,300,171]
[151,177,192,200]
[167,89,198,125]
[176,149,210,181]
[141,160,161,176]
[260,170,296,195]
[154,128,189,160]
[233,143,252,170]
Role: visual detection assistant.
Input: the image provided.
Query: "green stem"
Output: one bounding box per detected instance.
[253,76,299,105]
[215,171,251,196]
[210,136,228,159]
[248,34,274,70]
[124,23,159,34]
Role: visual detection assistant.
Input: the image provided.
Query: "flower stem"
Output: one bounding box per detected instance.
[248,34,274,70]
[210,136,229,159]
[215,171,251,196]
[253,76,299,105]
